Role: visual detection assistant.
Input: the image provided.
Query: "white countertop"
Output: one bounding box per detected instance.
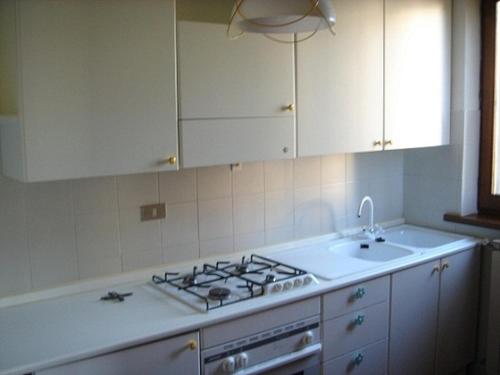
[0,224,478,375]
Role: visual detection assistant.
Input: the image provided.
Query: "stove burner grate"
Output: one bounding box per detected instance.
[151,254,309,311]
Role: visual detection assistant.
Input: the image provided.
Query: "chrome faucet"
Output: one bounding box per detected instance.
[357,196,375,235]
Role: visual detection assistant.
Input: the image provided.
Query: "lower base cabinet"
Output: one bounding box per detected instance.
[322,340,388,375]
[321,276,390,374]
[389,248,479,375]
[37,331,200,375]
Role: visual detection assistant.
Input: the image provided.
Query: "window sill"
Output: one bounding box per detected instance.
[443,212,500,230]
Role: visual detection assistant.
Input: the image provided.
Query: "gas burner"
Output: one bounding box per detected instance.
[265,274,277,283]
[182,274,198,286]
[234,263,249,274]
[151,254,318,311]
[208,287,231,300]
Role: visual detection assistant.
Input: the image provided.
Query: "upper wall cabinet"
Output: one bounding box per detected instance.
[296,0,384,157]
[177,5,296,168]
[384,0,452,150]
[0,0,178,182]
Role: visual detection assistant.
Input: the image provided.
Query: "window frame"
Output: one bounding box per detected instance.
[479,0,500,214]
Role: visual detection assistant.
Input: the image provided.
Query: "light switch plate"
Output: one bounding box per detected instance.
[140,203,166,221]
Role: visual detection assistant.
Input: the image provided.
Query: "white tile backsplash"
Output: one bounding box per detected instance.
[162,202,198,247]
[75,212,120,260]
[233,162,264,196]
[197,165,232,200]
[198,198,233,241]
[233,193,265,235]
[294,156,321,188]
[117,173,158,209]
[0,151,405,297]
[159,169,197,204]
[265,189,294,230]
[118,208,162,254]
[264,159,293,191]
[72,176,117,214]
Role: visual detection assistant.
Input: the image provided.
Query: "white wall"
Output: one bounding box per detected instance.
[404,0,500,239]
[0,151,404,298]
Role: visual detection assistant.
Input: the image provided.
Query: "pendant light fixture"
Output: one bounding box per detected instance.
[227,0,336,43]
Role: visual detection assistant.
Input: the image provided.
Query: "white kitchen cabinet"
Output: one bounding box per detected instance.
[37,331,199,375]
[389,260,440,375]
[390,248,479,375]
[0,0,178,182]
[436,249,480,374]
[322,276,390,373]
[296,0,384,156]
[384,0,452,150]
[177,20,295,168]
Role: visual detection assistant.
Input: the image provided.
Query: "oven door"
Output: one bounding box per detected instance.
[239,343,321,375]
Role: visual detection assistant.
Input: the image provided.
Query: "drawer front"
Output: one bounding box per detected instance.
[322,340,387,375]
[323,301,389,361]
[323,276,390,321]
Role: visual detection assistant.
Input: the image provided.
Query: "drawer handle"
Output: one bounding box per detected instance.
[354,288,366,299]
[441,261,449,271]
[187,339,197,351]
[353,315,365,326]
[353,353,364,366]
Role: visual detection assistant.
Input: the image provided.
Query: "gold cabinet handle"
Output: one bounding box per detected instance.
[187,339,197,351]
[373,140,382,147]
[283,103,295,112]
[441,261,449,272]
[384,140,393,146]
[432,264,440,274]
[164,155,177,165]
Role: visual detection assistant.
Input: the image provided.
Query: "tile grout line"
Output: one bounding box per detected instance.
[115,176,124,273]
[69,181,81,281]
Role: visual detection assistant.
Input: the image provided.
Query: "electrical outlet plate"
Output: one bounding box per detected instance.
[140,203,166,221]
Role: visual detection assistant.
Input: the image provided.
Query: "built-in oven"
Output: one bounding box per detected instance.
[201,299,322,375]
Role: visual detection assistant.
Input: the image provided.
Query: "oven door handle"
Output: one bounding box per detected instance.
[236,343,322,375]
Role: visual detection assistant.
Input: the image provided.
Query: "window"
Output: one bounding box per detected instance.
[479,0,500,214]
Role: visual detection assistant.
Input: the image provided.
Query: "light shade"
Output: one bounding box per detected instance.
[228,0,336,36]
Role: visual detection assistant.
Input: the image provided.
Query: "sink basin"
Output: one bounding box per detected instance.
[268,238,415,280]
[382,225,462,249]
[330,241,414,262]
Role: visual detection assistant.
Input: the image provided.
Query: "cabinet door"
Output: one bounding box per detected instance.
[384,0,452,150]
[177,20,296,167]
[436,248,480,374]
[37,332,199,375]
[296,0,384,156]
[389,261,440,375]
[177,21,295,120]
[18,0,177,181]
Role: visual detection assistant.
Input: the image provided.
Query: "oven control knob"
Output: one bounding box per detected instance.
[235,353,249,369]
[303,275,313,285]
[272,283,283,292]
[294,278,303,288]
[221,356,236,373]
[302,331,314,345]
[283,281,293,290]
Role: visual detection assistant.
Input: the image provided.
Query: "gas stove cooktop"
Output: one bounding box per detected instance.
[151,254,319,311]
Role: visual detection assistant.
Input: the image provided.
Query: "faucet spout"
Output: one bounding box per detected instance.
[357,196,374,234]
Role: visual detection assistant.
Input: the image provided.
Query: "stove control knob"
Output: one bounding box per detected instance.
[283,281,293,290]
[272,283,283,292]
[294,278,303,288]
[302,331,314,345]
[303,275,313,285]
[221,356,236,373]
[235,353,249,369]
